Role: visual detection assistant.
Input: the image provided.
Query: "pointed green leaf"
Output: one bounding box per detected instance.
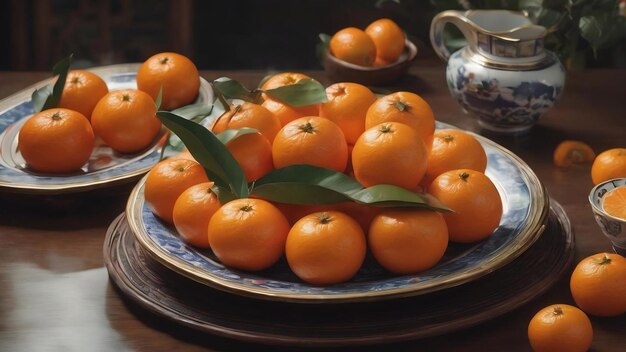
[216,128,259,145]
[262,79,327,107]
[348,185,451,211]
[212,77,261,103]
[157,111,248,199]
[251,164,449,211]
[155,86,163,110]
[31,54,73,112]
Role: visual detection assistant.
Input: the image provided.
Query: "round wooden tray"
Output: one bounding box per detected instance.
[104,200,574,347]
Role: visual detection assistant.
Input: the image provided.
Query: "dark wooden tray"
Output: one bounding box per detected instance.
[104,201,574,347]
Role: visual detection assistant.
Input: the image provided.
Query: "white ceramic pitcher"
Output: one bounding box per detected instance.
[430,10,565,133]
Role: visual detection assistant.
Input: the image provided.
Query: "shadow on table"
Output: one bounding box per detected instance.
[0,182,134,230]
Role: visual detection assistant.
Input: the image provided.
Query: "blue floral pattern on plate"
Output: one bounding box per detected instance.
[0,64,213,194]
[127,121,548,302]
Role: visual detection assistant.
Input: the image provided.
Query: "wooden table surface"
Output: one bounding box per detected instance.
[1,67,625,351]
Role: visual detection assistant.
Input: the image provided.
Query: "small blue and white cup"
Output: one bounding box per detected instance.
[589,178,626,255]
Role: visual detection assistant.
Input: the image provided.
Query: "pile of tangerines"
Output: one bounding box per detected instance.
[18,52,201,173]
[143,71,502,286]
[329,18,406,67]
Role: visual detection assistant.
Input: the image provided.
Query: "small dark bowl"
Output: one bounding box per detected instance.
[323,39,418,86]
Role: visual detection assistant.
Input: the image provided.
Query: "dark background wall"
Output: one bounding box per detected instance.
[2,0,625,71]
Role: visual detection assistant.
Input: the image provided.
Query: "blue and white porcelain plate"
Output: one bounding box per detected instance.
[0,63,213,194]
[127,122,549,303]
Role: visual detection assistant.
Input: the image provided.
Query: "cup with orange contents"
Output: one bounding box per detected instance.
[589,178,626,255]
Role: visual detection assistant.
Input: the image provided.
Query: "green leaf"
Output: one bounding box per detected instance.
[262,79,327,107]
[156,111,248,199]
[31,54,73,113]
[170,102,213,121]
[155,86,163,110]
[579,14,626,50]
[213,77,261,103]
[316,33,332,66]
[251,164,449,211]
[216,128,259,145]
[349,185,451,211]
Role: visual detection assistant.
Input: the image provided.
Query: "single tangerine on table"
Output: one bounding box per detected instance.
[136,52,200,110]
[428,169,502,243]
[329,27,377,66]
[368,209,448,275]
[591,148,626,185]
[570,252,626,317]
[286,211,366,285]
[365,91,436,151]
[91,89,162,154]
[172,182,220,248]
[144,158,209,224]
[527,304,593,352]
[272,116,348,172]
[352,122,428,189]
[18,108,94,173]
[318,82,377,145]
[212,102,282,143]
[365,18,405,64]
[553,140,595,167]
[208,198,290,272]
[226,132,274,182]
[58,70,109,120]
[602,187,626,220]
[423,129,487,186]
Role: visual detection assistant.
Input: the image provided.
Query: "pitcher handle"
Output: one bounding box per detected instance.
[429,10,477,62]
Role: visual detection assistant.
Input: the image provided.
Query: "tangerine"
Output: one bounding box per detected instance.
[172,182,220,248]
[262,98,319,127]
[602,187,626,220]
[570,252,626,317]
[352,122,428,189]
[329,27,376,66]
[368,209,448,274]
[58,70,109,120]
[286,211,366,285]
[591,148,626,185]
[423,129,487,185]
[272,116,348,172]
[553,140,595,167]
[365,91,435,151]
[91,89,162,153]
[18,108,94,173]
[428,169,502,243]
[226,132,274,182]
[208,198,290,271]
[136,52,200,110]
[144,158,209,224]
[212,102,282,143]
[318,82,377,144]
[528,304,593,352]
[365,18,405,63]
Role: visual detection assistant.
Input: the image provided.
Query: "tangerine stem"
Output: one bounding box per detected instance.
[318,212,332,224]
[594,254,612,265]
[299,122,315,134]
[443,134,455,142]
[159,57,169,65]
[553,306,564,315]
[51,112,62,120]
[240,204,253,212]
[380,124,393,133]
[459,172,470,181]
[395,101,408,112]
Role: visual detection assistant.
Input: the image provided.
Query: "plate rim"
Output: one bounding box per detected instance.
[126,123,550,303]
[0,63,213,194]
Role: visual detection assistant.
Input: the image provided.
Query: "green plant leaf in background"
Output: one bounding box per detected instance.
[579,13,626,53]
[316,33,331,65]
[157,111,248,201]
[262,79,328,107]
[155,86,163,110]
[31,54,73,113]
[216,127,259,145]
